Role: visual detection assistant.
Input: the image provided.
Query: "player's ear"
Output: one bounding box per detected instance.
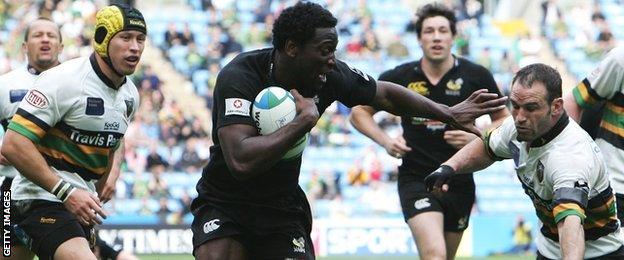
[552,97,564,116]
[284,39,298,57]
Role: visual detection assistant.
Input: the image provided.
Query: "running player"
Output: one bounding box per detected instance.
[350,4,509,259]
[191,2,507,259]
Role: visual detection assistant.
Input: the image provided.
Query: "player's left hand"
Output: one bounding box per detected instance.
[443,130,478,149]
[424,165,455,194]
[95,178,116,204]
[448,89,506,137]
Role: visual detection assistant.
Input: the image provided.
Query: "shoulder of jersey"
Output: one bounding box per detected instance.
[0,67,29,83]
[607,46,624,64]
[37,57,92,90]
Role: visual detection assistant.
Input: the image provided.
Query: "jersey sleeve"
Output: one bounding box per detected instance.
[572,46,624,108]
[548,156,590,224]
[7,71,67,143]
[333,60,377,107]
[483,116,514,160]
[213,68,256,129]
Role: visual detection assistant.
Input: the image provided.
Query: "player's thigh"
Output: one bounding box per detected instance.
[11,200,95,260]
[194,237,247,260]
[191,200,248,259]
[54,237,96,260]
[407,212,445,253]
[398,172,446,223]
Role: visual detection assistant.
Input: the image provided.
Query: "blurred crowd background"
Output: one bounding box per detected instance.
[1,0,622,257]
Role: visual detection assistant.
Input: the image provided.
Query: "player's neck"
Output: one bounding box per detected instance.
[94,54,125,89]
[421,56,454,84]
[28,61,59,75]
[273,52,297,89]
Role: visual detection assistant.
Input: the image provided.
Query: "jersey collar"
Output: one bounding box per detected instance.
[90,53,127,90]
[414,55,459,74]
[529,112,570,148]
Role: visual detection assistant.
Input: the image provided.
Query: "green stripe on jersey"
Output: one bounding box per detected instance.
[39,135,110,169]
[8,121,41,143]
[602,107,624,129]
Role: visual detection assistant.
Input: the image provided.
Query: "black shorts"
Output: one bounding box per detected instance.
[191,187,315,259]
[615,193,624,223]
[397,169,475,232]
[11,200,95,260]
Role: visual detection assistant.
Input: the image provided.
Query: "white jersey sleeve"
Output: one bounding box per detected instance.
[572,46,624,107]
[484,116,515,160]
[9,69,77,142]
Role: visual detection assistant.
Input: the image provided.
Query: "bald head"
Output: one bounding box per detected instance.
[22,18,63,72]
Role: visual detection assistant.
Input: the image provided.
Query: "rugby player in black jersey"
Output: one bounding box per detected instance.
[350,4,510,260]
[191,2,507,259]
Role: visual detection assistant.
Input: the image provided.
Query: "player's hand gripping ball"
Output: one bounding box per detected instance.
[252,87,308,160]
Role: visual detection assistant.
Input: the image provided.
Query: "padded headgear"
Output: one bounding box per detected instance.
[93,4,146,58]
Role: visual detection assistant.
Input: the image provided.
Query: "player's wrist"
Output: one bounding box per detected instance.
[51,179,77,203]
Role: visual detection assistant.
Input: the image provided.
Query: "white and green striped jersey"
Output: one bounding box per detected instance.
[0,66,37,178]
[8,54,139,201]
[485,116,622,259]
[572,46,624,193]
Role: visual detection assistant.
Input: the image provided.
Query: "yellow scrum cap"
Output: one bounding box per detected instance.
[93,4,147,58]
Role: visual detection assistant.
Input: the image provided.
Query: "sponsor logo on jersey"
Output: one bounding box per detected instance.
[292,237,306,253]
[414,198,431,210]
[407,81,429,96]
[69,130,120,147]
[104,121,120,131]
[86,97,105,116]
[25,90,49,109]
[536,161,544,183]
[9,89,28,103]
[40,217,56,224]
[203,219,220,234]
[225,98,251,117]
[445,78,463,96]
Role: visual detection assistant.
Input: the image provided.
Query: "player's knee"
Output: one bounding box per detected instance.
[55,237,97,260]
[419,245,446,260]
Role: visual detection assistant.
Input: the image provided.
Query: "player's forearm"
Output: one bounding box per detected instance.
[1,130,60,192]
[223,119,312,180]
[349,106,391,147]
[444,138,494,174]
[558,215,585,260]
[370,81,452,123]
[563,91,583,122]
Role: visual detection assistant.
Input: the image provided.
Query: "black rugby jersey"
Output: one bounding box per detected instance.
[379,56,502,175]
[198,48,376,201]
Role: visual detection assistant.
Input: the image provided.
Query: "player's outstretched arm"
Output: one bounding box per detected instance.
[557,215,585,259]
[369,81,507,137]
[1,130,106,226]
[349,105,411,158]
[219,89,318,180]
[424,138,495,192]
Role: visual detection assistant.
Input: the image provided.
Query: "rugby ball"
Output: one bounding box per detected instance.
[252,87,308,160]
